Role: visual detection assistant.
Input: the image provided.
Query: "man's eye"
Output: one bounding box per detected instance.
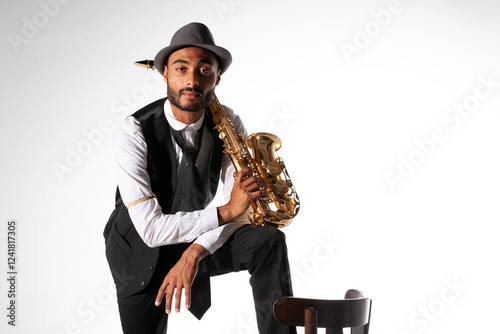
[201,68,211,75]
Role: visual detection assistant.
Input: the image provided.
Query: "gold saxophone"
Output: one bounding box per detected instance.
[134,60,300,228]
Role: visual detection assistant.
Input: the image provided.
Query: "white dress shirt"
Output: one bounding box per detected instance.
[115,99,249,254]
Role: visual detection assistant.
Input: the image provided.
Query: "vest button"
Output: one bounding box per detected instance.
[149,266,154,271]
[140,281,145,287]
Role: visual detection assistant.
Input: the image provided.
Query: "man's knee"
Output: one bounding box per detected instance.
[254,227,287,250]
[245,228,289,265]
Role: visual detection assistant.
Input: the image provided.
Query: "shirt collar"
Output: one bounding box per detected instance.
[164,99,205,132]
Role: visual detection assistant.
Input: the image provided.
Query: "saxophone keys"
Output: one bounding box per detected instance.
[282,201,293,213]
[267,160,282,176]
[273,180,289,194]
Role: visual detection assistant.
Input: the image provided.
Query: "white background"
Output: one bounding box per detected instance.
[1,0,499,333]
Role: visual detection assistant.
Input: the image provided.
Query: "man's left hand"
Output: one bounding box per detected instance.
[155,243,207,314]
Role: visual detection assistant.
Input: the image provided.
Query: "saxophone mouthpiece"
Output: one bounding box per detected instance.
[134,59,155,70]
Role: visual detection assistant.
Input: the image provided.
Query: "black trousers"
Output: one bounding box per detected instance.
[117,225,297,334]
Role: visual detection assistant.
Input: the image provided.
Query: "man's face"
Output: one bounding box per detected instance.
[164,46,221,114]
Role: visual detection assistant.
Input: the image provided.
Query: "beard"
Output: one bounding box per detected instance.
[167,85,215,112]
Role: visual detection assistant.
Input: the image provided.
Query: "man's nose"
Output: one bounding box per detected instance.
[186,69,199,87]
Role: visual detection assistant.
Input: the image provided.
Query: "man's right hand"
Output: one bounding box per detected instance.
[217,167,268,224]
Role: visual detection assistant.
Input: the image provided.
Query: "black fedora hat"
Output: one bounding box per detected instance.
[154,22,232,75]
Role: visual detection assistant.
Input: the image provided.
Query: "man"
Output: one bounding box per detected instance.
[103,22,296,334]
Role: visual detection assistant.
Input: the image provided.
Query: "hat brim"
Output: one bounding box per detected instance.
[154,43,232,75]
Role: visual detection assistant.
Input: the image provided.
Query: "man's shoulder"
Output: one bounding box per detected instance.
[221,104,246,132]
[132,97,168,121]
[221,104,239,121]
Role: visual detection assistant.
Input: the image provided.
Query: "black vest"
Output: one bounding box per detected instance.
[103,98,224,299]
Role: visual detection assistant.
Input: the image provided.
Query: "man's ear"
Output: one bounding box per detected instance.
[215,69,221,86]
[163,65,168,83]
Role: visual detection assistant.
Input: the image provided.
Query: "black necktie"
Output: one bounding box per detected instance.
[170,127,204,212]
[170,126,212,319]
[189,258,211,319]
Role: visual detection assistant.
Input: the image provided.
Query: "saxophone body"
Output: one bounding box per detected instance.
[209,95,300,228]
[133,60,300,227]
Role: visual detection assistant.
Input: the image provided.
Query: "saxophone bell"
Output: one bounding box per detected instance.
[247,133,299,228]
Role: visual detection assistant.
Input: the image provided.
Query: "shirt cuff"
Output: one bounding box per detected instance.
[194,207,252,254]
[194,221,248,254]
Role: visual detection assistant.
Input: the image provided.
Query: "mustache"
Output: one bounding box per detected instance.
[179,87,204,95]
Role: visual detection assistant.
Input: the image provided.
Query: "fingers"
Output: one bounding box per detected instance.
[244,177,267,191]
[172,283,191,312]
[235,167,252,183]
[243,179,268,200]
[155,280,191,314]
[184,285,191,310]
[164,286,174,314]
[155,280,167,307]
[174,285,182,313]
[155,285,181,314]
[163,281,175,314]
[154,277,177,314]
[236,168,268,194]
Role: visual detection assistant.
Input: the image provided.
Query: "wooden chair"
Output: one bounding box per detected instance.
[273,289,372,334]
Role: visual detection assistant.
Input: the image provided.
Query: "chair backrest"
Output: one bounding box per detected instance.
[273,289,372,334]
